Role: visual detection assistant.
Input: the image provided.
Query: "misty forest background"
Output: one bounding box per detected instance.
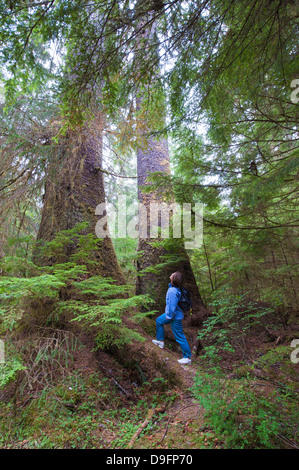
[0,0,298,450]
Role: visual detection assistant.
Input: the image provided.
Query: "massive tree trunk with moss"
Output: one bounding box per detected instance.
[136,126,207,328]
[34,114,124,283]
[134,17,207,332]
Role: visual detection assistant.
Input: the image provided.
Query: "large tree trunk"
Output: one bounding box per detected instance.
[134,18,207,333]
[136,127,207,327]
[34,114,124,283]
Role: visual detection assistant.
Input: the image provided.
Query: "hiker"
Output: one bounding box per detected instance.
[152,271,192,365]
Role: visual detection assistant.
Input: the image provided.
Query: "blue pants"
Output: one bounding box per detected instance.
[156,313,191,359]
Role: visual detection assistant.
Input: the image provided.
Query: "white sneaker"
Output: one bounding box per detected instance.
[178,358,191,365]
[152,339,164,349]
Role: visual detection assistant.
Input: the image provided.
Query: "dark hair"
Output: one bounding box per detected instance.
[170,271,183,288]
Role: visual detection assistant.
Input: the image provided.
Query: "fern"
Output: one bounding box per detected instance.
[0,345,26,389]
[0,225,156,353]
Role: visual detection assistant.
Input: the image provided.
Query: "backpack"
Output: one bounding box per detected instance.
[178,287,192,313]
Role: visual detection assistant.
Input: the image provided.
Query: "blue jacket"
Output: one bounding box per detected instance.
[165,283,184,320]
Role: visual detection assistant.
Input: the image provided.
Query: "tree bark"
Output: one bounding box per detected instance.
[33,114,124,283]
[136,131,207,327]
[133,14,207,329]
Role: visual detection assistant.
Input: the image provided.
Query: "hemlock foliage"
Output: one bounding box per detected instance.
[0,0,298,450]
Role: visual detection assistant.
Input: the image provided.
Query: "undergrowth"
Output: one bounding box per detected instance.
[192,366,298,449]
[0,368,175,449]
[1,225,298,450]
[192,291,299,449]
[0,224,156,388]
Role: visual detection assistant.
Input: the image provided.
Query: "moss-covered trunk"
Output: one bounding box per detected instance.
[34,114,124,283]
[133,16,207,330]
[136,130,206,326]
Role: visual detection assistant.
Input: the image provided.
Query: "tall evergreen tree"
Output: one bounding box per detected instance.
[134,19,207,328]
[33,111,125,282]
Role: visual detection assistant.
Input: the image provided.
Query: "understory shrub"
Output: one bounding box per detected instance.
[0,224,156,391]
[197,289,281,360]
[192,368,298,449]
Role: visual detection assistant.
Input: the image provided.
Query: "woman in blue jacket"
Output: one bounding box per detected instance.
[152,272,192,365]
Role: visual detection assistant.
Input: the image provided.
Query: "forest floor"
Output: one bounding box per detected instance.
[1,314,298,450]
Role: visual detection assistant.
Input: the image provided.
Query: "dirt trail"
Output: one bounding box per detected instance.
[150,340,201,388]
[128,341,207,449]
